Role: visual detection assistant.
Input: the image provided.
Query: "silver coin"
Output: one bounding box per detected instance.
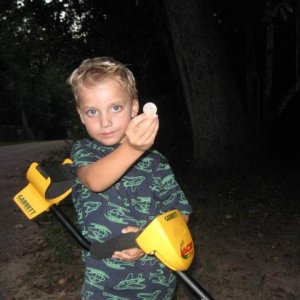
[143,102,157,115]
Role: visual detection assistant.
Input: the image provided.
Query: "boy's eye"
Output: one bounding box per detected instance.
[112,105,122,112]
[86,109,98,117]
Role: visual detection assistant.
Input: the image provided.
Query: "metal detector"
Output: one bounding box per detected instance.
[13,160,214,300]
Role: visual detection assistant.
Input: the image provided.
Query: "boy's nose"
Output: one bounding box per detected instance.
[100,114,112,128]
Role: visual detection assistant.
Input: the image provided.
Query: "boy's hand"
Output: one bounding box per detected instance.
[124,113,159,152]
[111,226,144,261]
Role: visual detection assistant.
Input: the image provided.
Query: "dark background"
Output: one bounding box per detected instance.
[1,2,299,299]
[0,0,299,166]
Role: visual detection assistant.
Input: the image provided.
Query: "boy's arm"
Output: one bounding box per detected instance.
[112,226,144,261]
[112,214,189,262]
[77,114,159,192]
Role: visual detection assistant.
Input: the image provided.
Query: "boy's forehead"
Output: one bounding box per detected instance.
[77,80,134,103]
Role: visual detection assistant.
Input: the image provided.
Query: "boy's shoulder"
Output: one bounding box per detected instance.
[143,149,171,170]
[147,149,166,160]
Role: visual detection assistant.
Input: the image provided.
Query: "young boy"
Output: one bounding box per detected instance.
[67,57,192,300]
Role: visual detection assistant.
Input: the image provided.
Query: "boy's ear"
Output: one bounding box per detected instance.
[131,99,139,117]
[76,107,85,124]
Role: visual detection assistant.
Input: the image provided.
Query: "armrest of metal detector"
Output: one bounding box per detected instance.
[13,159,74,219]
[90,210,194,272]
[89,211,215,299]
[90,232,140,258]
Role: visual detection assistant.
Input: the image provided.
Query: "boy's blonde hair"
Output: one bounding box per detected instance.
[67,57,138,102]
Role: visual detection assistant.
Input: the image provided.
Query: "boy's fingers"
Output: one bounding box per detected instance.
[129,113,149,128]
[135,116,159,138]
[131,114,158,132]
[125,114,159,151]
[112,248,143,261]
[140,118,159,143]
[134,119,159,147]
[121,226,140,233]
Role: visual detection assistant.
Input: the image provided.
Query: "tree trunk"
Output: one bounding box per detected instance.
[295,0,300,80]
[263,0,275,121]
[21,109,35,140]
[163,0,249,168]
[245,1,261,139]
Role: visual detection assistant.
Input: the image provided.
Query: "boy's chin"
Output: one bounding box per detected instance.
[94,138,122,146]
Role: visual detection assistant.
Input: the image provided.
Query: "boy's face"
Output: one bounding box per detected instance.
[76,79,139,146]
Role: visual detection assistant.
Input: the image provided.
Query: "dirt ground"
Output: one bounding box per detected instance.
[0,141,299,300]
[0,141,81,299]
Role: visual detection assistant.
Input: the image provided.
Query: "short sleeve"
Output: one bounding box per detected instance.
[151,151,192,216]
[71,139,99,168]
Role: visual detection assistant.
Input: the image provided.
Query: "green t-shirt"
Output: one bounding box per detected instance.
[71,138,192,300]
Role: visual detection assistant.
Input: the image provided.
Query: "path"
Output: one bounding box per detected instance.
[0,140,73,299]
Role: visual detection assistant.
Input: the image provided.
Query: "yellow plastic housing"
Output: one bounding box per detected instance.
[136,209,194,271]
[13,159,73,219]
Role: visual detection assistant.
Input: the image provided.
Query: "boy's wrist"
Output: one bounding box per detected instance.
[122,139,147,154]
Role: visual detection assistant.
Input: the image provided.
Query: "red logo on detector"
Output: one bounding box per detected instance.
[180,241,194,259]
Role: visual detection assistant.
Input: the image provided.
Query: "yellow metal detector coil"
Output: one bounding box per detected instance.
[136,209,194,271]
[13,159,73,219]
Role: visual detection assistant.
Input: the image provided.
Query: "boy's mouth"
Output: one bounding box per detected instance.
[100,131,116,138]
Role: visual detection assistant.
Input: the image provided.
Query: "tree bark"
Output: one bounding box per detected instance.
[245,1,261,138]
[295,0,300,80]
[163,0,248,168]
[21,109,35,140]
[263,0,275,121]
